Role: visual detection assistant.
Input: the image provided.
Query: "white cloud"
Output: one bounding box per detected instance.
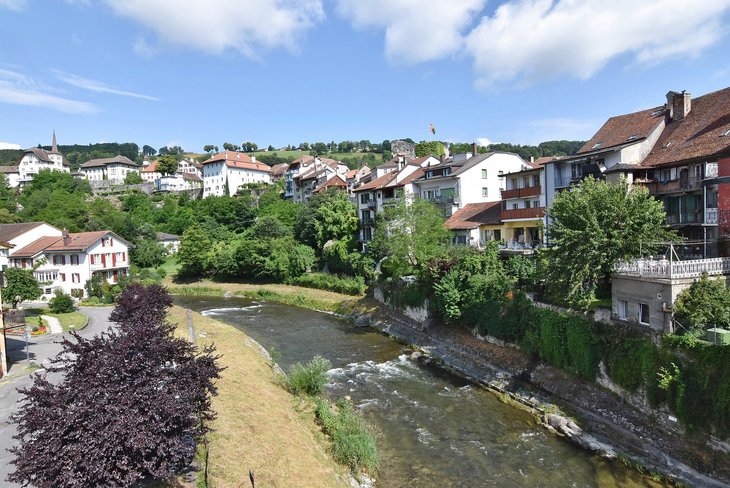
[336,0,485,64]
[102,0,325,58]
[0,141,21,150]
[465,0,730,87]
[54,71,160,101]
[0,0,27,11]
[475,137,491,147]
[0,69,98,114]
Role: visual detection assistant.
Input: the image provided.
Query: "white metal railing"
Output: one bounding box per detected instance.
[615,257,730,279]
[706,162,718,178]
[706,207,718,225]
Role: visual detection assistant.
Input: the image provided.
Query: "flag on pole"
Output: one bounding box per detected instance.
[429,123,436,135]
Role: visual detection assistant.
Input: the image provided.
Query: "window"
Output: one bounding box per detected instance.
[481,187,488,197]
[639,303,650,325]
[59,273,66,282]
[532,174,540,187]
[618,300,628,320]
[512,203,518,210]
[481,169,487,179]
[533,200,540,208]
[494,230,501,241]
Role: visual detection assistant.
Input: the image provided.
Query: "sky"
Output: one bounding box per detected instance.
[1,0,730,153]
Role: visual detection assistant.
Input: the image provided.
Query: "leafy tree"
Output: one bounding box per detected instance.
[178,224,211,277]
[222,142,238,152]
[142,145,157,156]
[0,208,21,223]
[0,174,17,213]
[124,171,143,185]
[295,190,358,252]
[415,141,445,158]
[132,239,167,268]
[3,267,42,307]
[158,145,183,156]
[203,144,217,153]
[8,285,221,488]
[258,191,302,230]
[674,273,730,333]
[544,176,676,309]
[369,196,449,278]
[157,155,179,175]
[49,289,75,313]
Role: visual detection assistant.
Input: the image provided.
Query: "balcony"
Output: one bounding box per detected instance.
[500,207,545,221]
[647,176,702,194]
[365,200,376,208]
[554,177,572,188]
[501,185,541,199]
[615,257,730,280]
[665,212,703,225]
[360,217,375,226]
[706,208,718,225]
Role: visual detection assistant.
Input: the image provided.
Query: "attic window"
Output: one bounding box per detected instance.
[626,134,638,141]
[721,129,730,137]
[662,141,672,148]
[592,142,603,149]
[651,109,664,116]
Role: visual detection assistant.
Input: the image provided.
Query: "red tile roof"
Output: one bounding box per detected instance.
[641,87,730,167]
[141,160,160,173]
[11,231,130,257]
[353,171,398,192]
[202,151,271,173]
[445,202,502,230]
[10,236,61,258]
[0,222,57,243]
[314,175,347,193]
[577,106,665,154]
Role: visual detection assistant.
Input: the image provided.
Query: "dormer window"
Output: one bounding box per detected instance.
[651,109,664,116]
[443,168,451,176]
[662,141,672,148]
[626,134,638,142]
[426,171,433,179]
[721,129,730,137]
[592,142,603,149]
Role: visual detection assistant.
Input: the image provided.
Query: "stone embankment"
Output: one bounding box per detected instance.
[345,301,730,488]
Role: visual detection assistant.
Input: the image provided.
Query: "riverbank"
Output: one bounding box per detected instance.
[167,305,353,488]
[165,281,728,487]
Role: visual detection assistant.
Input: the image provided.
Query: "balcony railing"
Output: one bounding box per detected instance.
[500,207,545,220]
[615,257,730,280]
[366,200,376,208]
[554,176,572,188]
[665,211,703,225]
[360,218,375,226]
[706,208,718,225]
[501,185,541,199]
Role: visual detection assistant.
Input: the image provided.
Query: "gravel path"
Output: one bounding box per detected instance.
[40,314,63,334]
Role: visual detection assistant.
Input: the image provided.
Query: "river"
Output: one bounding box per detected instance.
[176,295,667,487]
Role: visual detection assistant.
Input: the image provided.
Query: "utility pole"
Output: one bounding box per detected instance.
[0,277,6,378]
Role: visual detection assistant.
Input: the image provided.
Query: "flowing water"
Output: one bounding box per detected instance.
[176,296,666,488]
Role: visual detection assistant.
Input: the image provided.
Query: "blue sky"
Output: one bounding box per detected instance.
[1,0,730,153]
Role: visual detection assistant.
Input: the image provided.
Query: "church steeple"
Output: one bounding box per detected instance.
[51,130,58,153]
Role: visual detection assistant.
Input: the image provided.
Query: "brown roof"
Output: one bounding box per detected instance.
[0,222,57,243]
[80,155,139,169]
[641,87,730,167]
[20,147,52,164]
[0,165,19,174]
[398,167,426,185]
[314,175,347,193]
[181,172,202,182]
[532,156,563,167]
[141,160,160,172]
[577,106,665,154]
[271,163,289,176]
[445,202,502,230]
[12,231,131,257]
[202,151,271,173]
[11,236,62,258]
[345,169,358,179]
[354,171,398,192]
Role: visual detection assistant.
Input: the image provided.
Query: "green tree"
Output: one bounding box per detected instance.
[295,190,358,252]
[157,155,179,175]
[49,289,76,313]
[4,267,42,308]
[674,273,730,333]
[544,176,676,309]
[124,171,143,185]
[415,141,445,158]
[132,239,167,268]
[142,145,156,156]
[203,145,217,153]
[369,196,449,277]
[177,224,211,277]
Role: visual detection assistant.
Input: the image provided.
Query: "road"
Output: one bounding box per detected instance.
[0,306,114,486]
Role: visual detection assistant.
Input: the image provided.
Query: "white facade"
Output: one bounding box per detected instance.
[9,231,130,298]
[156,173,202,192]
[202,152,271,197]
[17,148,69,186]
[0,168,21,188]
[80,156,140,184]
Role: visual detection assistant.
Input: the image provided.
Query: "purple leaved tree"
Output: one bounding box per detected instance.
[8,284,221,488]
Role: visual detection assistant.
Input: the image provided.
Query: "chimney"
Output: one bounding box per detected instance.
[251,156,256,163]
[439,153,445,163]
[62,228,70,246]
[472,142,477,156]
[666,90,691,122]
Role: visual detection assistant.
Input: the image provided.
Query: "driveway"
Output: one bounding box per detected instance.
[0,306,115,486]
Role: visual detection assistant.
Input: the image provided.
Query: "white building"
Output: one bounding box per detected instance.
[9,230,131,298]
[202,151,271,197]
[79,155,141,183]
[157,232,180,253]
[0,166,21,188]
[140,159,162,183]
[156,172,203,192]
[0,222,63,269]
[16,132,70,186]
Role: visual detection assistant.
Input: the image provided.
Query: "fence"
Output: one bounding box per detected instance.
[615,257,730,279]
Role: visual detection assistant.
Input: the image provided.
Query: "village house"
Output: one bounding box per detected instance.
[270,163,289,183]
[201,151,272,197]
[140,159,162,183]
[15,132,70,187]
[8,229,131,298]
[0,222,63,270]
[444,201,502,246]
[345,165,372,198]
[79,155,141,183]
[497,160,548,251]
[156,172,203,192]
[157,232,180,253]
[284,155,344,201]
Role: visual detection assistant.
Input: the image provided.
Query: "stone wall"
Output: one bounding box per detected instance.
[391,140,416,159]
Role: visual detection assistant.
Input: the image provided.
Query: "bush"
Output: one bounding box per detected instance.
[315,398,379,475]
[286,356,332,396]
[49,290,75,313]
[288,273,366,296]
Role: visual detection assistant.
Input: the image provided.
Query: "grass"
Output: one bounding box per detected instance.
[167,306,349,488]
[286,356,332,396]
[165,277,362,313]
[157,255,181,276]
[45,311,88,332]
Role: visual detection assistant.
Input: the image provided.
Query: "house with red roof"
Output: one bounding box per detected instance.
[201,151,271,197]
[8,229,131,298]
